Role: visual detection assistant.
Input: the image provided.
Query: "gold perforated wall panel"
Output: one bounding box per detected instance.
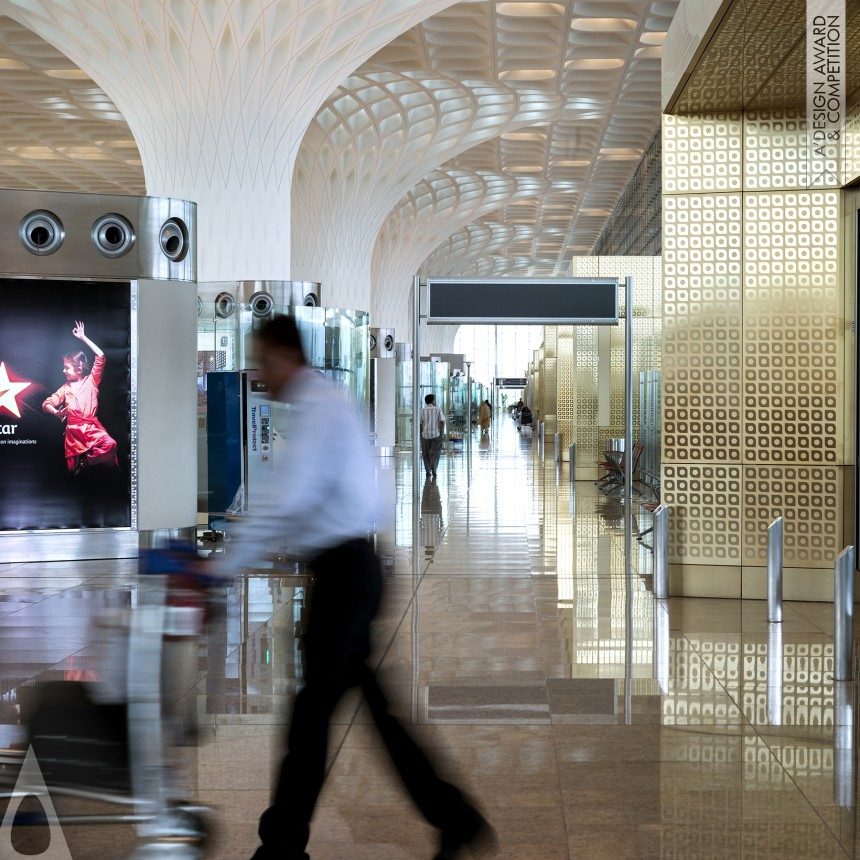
[662,110,850,586]
[528,257,662,476]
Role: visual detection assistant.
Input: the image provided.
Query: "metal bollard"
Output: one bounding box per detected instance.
[653,503,670,599]
[554,432,561,463]
[834,546,855,681]
[767,517,783,623]
[569,444,576,482]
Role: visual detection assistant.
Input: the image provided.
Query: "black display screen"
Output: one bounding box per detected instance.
[427,279,618,324]
[0,279,131,530]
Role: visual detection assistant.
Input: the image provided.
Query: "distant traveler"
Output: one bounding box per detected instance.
[518,405,533,432]
[216,316,492,860]
[420,393,445,479]
[478,399,492,435]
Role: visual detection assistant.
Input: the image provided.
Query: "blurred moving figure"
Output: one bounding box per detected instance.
[420,392,445,479]
[223,316,493,860]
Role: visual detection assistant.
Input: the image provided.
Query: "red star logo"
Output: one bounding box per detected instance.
[0,362,31,418]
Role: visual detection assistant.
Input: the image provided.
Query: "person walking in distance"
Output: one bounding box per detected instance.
[478,399,492,436]
[220,317,493,860]
[420,393,444,479]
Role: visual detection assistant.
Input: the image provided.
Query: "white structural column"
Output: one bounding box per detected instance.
[292,71,561,311]
[0,0,459,281]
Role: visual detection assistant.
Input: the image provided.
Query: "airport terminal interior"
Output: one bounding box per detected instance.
[0,0,859,857]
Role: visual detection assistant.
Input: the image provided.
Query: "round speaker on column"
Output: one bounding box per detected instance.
[384,334,395,352]
[214,291,236,319]
[369,334,378,351]
[249,291,274,319]
[91,213,135,258]
[159,217,189,262]
[19,210,64,256]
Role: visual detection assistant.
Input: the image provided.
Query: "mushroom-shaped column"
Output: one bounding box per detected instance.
[0,0,458,280]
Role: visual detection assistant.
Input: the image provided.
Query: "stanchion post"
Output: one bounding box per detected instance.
[569,444,576,482]
[834,546,855,682]
[767,517,783,623]
[653,503,669,599]
[554,432,561,462]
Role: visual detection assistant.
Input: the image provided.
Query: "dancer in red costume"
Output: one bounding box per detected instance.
[42,320,118,475]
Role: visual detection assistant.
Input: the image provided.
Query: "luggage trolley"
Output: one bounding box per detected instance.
[0,548,214,858]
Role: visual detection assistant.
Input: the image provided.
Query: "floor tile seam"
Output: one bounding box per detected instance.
[784,603,832,636]
[752,726,852,854]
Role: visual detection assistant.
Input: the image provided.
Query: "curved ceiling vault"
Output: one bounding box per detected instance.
[0,0,678,310]
[0,0,459,280]
[291,68,562,311]
[293,0,677,333]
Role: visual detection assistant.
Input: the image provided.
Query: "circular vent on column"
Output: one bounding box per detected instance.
[369,334,377,351]
[303,292,318,307]
[197,296,203,317]
[249,291,274,319]
[91,213,135,258]
[384,334,394,352]
[159,217,189,262]
[19,210,64,256]
[214,292,235,319]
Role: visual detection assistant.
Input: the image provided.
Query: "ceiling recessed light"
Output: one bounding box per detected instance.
[571,17,637,32]
[499,69,557,81]
[501,132,548,140]
[564,58,625,70]
[496,2,564,15]
[43,69,91,79]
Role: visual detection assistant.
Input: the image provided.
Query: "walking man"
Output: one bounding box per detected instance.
[221,317,492,860]
[420,393,444,479]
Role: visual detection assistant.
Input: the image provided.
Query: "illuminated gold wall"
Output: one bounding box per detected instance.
[661,110,853,598]
[528,257,662,477]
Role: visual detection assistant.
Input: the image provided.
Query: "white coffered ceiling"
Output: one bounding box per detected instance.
[0,0,676,301]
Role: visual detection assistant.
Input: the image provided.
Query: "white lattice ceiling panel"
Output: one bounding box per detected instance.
[364,0,678,283]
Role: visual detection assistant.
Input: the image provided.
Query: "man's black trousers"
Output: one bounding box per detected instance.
[256,538,467,857]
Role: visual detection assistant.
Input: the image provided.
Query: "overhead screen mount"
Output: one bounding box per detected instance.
[425,277,619,325]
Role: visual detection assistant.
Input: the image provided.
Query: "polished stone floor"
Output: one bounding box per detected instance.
[0,416,858,858]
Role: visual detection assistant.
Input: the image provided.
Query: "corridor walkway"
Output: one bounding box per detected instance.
[0,414,854,858]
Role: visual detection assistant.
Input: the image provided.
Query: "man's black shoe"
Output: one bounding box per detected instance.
[434,807,496,859]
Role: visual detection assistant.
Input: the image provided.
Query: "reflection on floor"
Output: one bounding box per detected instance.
[0,415,856,858]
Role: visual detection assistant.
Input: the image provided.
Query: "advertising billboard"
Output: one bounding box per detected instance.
[0,279,131,531]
